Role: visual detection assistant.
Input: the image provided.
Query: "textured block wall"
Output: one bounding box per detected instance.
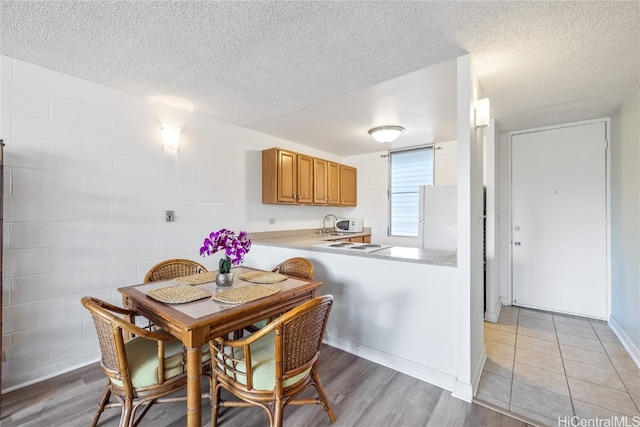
[0,56,344,391]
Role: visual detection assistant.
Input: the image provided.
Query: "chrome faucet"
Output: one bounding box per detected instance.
[321,214,338,233]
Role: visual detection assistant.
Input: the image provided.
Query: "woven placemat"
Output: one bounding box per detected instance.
[148,285,212,304]
[237,271,288,284]
[213,284,281,304]
[172,271,218,286]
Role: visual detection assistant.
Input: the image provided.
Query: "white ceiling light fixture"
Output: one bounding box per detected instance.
[368,125,405,143]
[474,98,490,128]
[162,122,181,151]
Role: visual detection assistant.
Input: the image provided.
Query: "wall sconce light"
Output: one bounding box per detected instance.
[161,123,181,150]
[474,98,490,128]
[368,125,405,143]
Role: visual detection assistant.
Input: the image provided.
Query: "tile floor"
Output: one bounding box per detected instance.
[476,305,640,427]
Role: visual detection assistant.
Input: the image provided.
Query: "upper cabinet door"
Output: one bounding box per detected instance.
[313,158,328,204]
[327,162,341,206]
[340,165,357,206]
[277,149,297,203]
[296,154,313,204]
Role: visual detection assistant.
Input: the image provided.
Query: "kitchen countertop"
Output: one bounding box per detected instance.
[249,228,457,267]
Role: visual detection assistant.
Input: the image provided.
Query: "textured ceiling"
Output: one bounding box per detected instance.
[1,1,638,156]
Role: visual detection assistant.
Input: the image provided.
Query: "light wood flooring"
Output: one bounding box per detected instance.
[1,345,531,427]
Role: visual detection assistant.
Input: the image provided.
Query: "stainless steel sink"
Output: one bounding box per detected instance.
[314,230,346,236]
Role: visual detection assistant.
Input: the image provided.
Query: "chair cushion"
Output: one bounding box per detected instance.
[111,336,210,389]
[251,319,268,329]
[218,331,311,391]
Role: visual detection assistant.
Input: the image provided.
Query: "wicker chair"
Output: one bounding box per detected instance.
[144,258,207,283]
[271,257,314,280]
[242,257,315,336]
[81,296,210,427]
[139,259,208,332]
[209,295,336,427]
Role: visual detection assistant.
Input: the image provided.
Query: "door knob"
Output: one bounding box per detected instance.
[514,242,521,246]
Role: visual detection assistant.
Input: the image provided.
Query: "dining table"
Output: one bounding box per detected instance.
[118,265,324,427]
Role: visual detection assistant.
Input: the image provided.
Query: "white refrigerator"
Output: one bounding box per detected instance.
[418,185,457,251]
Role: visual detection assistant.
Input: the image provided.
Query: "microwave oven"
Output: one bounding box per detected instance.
[335,218,364,233]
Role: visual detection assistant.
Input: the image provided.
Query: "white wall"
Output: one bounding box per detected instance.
[498,132,512,304]
[339,151,394,243]
[434,140,458,186]
[610,83,640,360]
[484,119,501,322]
[452,55,486,401]
[0,56,349,391]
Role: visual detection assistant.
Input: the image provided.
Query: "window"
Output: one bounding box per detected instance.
[389,147,434,236]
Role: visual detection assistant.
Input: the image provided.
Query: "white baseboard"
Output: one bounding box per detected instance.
[323,334,457,393]
[608,315,640,368]
[471,345,487,397]
[452,380,474,403]
[452,344,487,402]
[484,299,502,323]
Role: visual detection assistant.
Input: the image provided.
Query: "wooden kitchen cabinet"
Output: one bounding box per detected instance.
[327,162,341,205]
[297,153,313,204]
[313,158,328,204]
[313,159,341,206]
[276,149,296,203]
[262,148,313,204]
[330,235,371,243]
[263,147,356,206]
[340,165,357,206]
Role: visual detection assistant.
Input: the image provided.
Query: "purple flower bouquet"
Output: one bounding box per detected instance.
[199,228,252,274]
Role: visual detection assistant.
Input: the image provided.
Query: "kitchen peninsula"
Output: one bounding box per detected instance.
[246,228,460,394]
[249,229,457,267]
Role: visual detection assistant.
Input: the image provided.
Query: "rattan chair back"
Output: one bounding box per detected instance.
[209,295,335,427]
[242,257,314,336]
[81,296,199,427]
[271,257,314,280]
[144,258,207,283]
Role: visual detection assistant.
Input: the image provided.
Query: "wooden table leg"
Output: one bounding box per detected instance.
[186,346,203,427]
[121,295,133,342]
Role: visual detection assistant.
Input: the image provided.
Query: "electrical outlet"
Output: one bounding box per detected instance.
[165,210,175,222]
[268,218,276,225]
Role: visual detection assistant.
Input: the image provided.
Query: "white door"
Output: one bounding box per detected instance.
[511,122,607,318]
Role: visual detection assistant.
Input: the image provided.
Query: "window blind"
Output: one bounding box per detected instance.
[390,147,434,236]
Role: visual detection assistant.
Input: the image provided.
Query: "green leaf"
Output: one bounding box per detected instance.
[219,256,231,274]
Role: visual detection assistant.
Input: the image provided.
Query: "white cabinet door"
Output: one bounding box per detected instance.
[511,122,607,318]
